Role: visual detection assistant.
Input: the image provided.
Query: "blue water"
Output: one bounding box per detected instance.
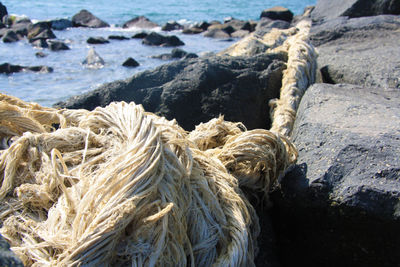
[0,0,316,107]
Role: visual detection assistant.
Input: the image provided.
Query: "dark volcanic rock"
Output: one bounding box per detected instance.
[122,57,140,67]
[182,26,204,34]
[108,35,130,40]
[311,0,400,23]
[311,15,400,88]
[55,53,286,131]
[254,18,290,37]
[162,21,183,31]
[30,38,49,48]
[260,6,294,22]
[152,48,198,60]
[0,2,7,21]
[2,30,19,42]
[272,83,400,267]
[72,9,109,28]
[27,22,56,41]
[122,16,158,29]
[131,32,148,39]
[142,32,184,46]
[48,40,70,51]
[0,63,52,74]
[87,36,109,44]
[0,234,23,267]
[50,18,72,30]
[203,28,231,38]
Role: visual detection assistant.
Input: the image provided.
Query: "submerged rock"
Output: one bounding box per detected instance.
[161,21,183,31]
[108,35,130,40]
[2,30,19,42]
[55,53,286,131]
[152,48,198,60]
[82,47,105,68]
[72,9,109,28]
[273,83,400,267]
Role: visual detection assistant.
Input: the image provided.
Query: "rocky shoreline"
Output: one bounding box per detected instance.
[1,0,400,266]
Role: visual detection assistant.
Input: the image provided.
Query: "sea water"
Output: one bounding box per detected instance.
[0,0,316,106]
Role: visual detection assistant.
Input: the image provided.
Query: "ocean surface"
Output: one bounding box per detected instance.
[0,0,316,107]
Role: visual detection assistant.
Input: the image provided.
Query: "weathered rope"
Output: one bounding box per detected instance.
[0,98,296,266]
[0,18,315,266]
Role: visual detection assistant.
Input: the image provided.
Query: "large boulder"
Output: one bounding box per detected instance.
[151,48,198,60]
[27,21,56,42]
[2,30,19,42]
[122,16,158,29]
[48,40,70,51]
[142,32,184,46]
[72,9,109,28]
[272,83,400,267]
[55,53,286,131]
[311,0,400,23]
[311,15,400,89]
[260,6,293,22]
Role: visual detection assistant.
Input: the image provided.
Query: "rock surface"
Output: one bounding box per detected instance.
[0,63,53,74]
[0,2,7,21]
[50,18,72,30]
[0,235,23,267]
[311,15,400,89]
[311,0,400,22]
[122,57,139,67]
[2,30,19,42]
[161,21,183,31]
[82,47,105,68]
[87,36,109,44]
[55,53,286,131]
[260,6,294,22]
[142,32,184,46]
[272,83,400,267]
[122,16,158,29]
[27,21,56,41]
[152,48,198,60]
[72,9,109,28]
[48,40,70,51]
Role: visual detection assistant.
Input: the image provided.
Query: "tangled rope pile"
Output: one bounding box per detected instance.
[0,19,316,267]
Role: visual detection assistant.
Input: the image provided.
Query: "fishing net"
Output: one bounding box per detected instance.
[0,19,315,266]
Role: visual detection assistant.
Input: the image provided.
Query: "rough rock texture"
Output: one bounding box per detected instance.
[311,0,400,22]
[203,28,231,38]
[55,54,286,131]
[27,21,56,41]
[131,32,148,39]
[72,9,109,28]
[254,19,290,37]
[122,16,158,29]
[272,83,400,267]
[0,235,23,267]
[260,6,294,22]
[142,32,184,46]
[311,15,400,89]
